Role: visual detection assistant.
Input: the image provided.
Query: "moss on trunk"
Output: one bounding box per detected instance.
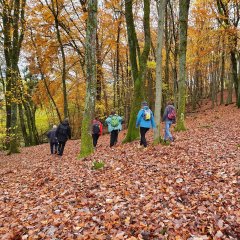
[175,0,190,132]
[79,0,97,158]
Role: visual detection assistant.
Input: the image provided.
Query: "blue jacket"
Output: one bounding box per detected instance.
[136,106,156,129]
[105,115,123,132]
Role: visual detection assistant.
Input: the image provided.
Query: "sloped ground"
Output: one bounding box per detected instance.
[0,103,239,240]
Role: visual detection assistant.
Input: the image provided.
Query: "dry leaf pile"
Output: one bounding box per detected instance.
[0,103,239,239]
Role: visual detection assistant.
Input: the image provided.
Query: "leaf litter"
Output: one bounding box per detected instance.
[0,103,239,239]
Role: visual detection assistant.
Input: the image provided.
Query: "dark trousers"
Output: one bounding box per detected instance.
[110,130,119,147]
[92,134,100,147]
[50,142,58,154]
[58,141,66,156]
[140,127,149,147]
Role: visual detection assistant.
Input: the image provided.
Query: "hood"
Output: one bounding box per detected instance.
[62,120,69,125]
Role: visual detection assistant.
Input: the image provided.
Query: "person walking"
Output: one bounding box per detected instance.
[47,125,58,154]
[105,111,123,147]
[92,117,103,149]
[162,101,176,142]
[136,101,156,148]
[56,118,71,156]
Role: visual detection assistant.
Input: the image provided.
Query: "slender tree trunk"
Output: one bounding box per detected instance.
[55,19,68,119]
[164,3,170,89]
[23,102,34,145]
[211,61,216,109]
[18,103,29,146]
[175,0,190,131]
[230,51,239,107]
[154,0,167,143]
[116,22,121,113]
[80,0,97,158]
[96,34,102,101]
[226,72,233,105]
[220,49,225,105]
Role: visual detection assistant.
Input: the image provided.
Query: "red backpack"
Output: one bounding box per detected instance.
[167,107,176,120]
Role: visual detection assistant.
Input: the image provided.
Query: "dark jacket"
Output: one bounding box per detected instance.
[163,104,175,122]
[56,121,71,142]
[47,129,58,143]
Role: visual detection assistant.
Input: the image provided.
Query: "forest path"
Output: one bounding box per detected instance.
[0,103,239,239]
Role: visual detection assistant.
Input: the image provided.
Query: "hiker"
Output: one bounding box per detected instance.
[105,111,123,147]
[136,101,156,148]
[162,101,176,142]
[92,117,103,148]
[47,125,58,154]
[56,118,71,156]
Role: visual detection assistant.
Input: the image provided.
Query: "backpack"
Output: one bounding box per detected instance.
[92,123,100,134]
[110,115,119,127]
[58,124,68,136]
[167,107,176,120]
[143,109,151,121]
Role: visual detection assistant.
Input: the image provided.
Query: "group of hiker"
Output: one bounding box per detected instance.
[47,101,176,156]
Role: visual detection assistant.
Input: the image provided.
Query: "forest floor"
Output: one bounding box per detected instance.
[0,101,240,240]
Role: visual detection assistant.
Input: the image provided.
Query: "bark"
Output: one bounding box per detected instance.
[175,0,190,131]
[230,50,239,107]
[154,0,167,143]
[116,21,121,112]
[216,0,239,107]
[43,0,68,119]
[124,0,151,143]
[55,19,68,119]
[96,34,102,101]
[169,0,178,107]
[226,72,233,105]
[18,103,30,146]
[80,0,97,158]
[2,0,26,153]
[220,49,225,105]
[164,3,170,88]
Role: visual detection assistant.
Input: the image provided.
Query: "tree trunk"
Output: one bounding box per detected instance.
[230,51,239,107]
[124,0,151,143]
[226,72,233,105]
[220,49,225,105]
[2,0,26,153]
[80,0,98,158]
[18,103,30,146]
[55,18,68,119]
[175,0,190,131]
[154,0,167,143]
[96,34,102,101]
